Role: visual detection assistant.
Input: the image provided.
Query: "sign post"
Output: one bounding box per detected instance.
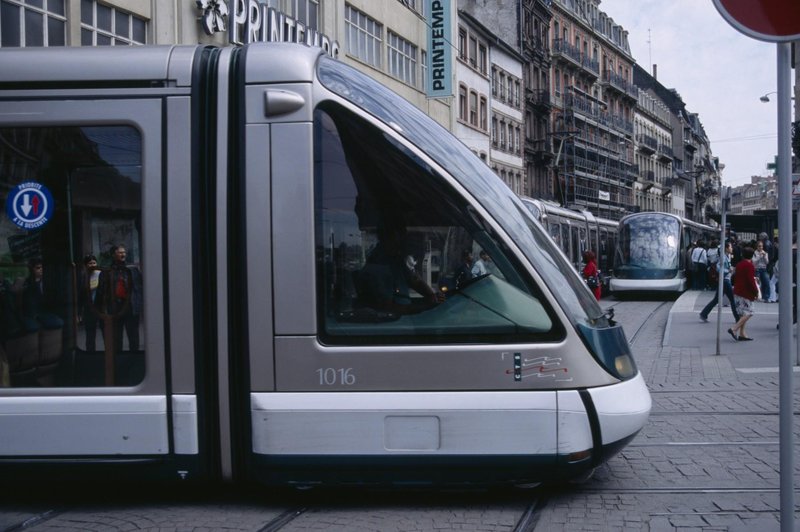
[712,2,800,530]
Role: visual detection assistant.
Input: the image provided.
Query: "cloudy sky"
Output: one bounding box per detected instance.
[601,0,781,186]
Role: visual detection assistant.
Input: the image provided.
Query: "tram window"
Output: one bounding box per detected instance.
[0,126,143,388]
[548,223,560,248]
[571,226,579,263]
[579,227,588,256]
[314,104,556,344]
[561,225,569,259]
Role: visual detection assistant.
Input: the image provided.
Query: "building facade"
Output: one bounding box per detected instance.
[549,0,636,220]
[633,88,675,215]
[521,0,554,201]
[0,0,738,221]
[489,33,526,195]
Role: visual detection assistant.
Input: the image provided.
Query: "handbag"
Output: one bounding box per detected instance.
[586,273,599,289]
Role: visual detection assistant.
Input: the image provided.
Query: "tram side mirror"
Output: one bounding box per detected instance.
[605,307,616,326]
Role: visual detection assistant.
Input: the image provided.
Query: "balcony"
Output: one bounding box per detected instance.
[582,55,600,77]
[552,38,583,69]
[657,143,674,160]
[526,88,551,110]
[636,133,657,153]
[601,70,638,99]
[526,137,554,163]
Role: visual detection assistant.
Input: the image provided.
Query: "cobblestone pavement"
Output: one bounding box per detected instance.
[2,293,798,531]
[527,292,799,531]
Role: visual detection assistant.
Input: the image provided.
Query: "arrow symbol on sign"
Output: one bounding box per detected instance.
[21,194,32,216]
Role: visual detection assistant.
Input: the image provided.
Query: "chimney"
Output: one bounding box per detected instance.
[653,64,657,79]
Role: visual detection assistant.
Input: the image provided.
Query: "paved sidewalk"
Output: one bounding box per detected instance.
[665,289,786,372]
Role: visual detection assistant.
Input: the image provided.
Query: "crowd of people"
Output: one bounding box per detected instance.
[693,232,789,342]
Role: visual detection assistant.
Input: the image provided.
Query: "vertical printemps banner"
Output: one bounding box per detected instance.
[426,0,452,98]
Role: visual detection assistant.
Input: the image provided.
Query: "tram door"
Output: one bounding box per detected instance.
[0,52,203,480]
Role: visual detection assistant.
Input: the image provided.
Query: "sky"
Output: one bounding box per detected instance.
[600,0,781,186]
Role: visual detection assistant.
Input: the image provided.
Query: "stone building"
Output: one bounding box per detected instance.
[548,0,637,220]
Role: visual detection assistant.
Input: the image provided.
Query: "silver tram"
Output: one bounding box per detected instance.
[0,44,650,486]
[610,212,717,294]
[520,198,618,289]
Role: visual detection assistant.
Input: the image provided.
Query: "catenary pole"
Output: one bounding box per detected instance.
[715,189,726,356]
[776,41,794,532]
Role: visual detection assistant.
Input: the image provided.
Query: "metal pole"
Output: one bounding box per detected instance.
[715,190,726,356]
[775,41,794,532]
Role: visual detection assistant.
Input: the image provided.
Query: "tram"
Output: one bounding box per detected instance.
[0,44,650,487]
[520,198,618,289]
[610,211,717,294]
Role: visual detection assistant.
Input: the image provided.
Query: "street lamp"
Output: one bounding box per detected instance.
[760,91,794,102]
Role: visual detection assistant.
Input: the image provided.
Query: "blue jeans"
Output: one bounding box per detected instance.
[700,278,740,322]
[756,268,770,301]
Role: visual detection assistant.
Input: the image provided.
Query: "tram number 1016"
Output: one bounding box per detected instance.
[316,368,357,386]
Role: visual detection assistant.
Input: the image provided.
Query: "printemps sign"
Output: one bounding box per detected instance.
[197,0,339,57]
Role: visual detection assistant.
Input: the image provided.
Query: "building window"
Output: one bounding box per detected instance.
[469,91,478,126]
[1,0,66,47]
[479,96,487,131]
[420,49,427,91]
[80,1,146,46]
[458,27,466,60]
[491,117,498,146]
[459,84,467,121]
[279,0,319,28]
[345,4,382,68]
[491,68,497,96]
[387,31,417,86]
[468,36,477,67]
[478,44,487,74]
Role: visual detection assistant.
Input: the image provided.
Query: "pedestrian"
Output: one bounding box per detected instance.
[752,240,770,302]
[699,241,739,323]
[582,250,601,301]
[729,246,758,341]
[691,241,707,290]
[471,250,491,277]
[768,236,778,302]
[95,244,143,353]
[79,253,101,353]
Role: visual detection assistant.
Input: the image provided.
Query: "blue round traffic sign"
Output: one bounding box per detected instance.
[5,182,55,230]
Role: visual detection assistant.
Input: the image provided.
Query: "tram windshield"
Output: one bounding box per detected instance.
[317,56,604,328]
[615,215,680,277]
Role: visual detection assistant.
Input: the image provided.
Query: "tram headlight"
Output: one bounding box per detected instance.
[614,354,635,379]
[577,323,638,381]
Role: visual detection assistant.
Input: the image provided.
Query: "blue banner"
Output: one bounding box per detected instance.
[426,0,452,99]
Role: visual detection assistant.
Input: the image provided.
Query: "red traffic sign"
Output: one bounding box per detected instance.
[713,0,800,42]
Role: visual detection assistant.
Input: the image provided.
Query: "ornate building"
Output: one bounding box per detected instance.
[549,0,636,220]
[521,0,554,200]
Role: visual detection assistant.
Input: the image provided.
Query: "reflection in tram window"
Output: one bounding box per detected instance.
[615,215,680,276]
[314,104,559,344]
[0,126,143,387]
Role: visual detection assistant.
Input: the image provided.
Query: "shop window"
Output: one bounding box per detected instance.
[80,0,146,46]
[1,0,65,47]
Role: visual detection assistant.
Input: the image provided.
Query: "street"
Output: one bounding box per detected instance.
[1,292,797,532]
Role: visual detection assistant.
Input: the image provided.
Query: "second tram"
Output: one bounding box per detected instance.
[610,212,717,294]
[520,198,618,289]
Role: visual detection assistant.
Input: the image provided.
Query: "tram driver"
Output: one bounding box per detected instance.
[355,220,444,315]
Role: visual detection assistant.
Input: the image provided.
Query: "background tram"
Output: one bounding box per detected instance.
[520,198,618,290]
[0,44,650,487]
[610,212,717,295]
